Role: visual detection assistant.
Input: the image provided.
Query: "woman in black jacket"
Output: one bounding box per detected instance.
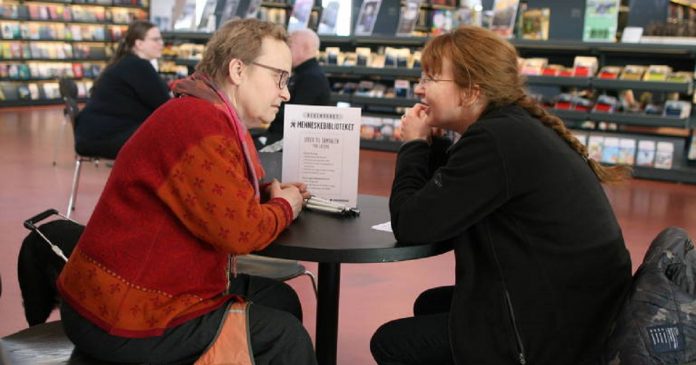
[74,20,170,159]
[370,26,632,365]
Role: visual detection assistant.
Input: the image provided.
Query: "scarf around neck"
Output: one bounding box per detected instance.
[171,72,264,198]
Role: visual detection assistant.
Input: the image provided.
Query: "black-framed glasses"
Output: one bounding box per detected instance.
[250,61,290,89]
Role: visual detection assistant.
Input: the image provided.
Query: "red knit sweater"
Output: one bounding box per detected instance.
[57,96,292,338]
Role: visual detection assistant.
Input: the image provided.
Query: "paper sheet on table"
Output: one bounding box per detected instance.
[371,221,392,233]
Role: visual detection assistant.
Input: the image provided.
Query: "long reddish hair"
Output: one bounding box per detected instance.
[421,26,630,183]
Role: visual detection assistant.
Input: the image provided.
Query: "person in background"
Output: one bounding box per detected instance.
[257,28,331,149]
[74,20,170,159]
[57,19,317,365]
[370,26,633,365]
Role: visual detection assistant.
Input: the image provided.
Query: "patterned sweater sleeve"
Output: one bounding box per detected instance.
[156,133,293,254]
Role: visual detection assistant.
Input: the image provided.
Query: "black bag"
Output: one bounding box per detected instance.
[604,227,696,365]
[18,209,84,326]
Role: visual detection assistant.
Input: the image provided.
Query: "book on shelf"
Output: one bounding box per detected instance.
[455,0,482,27]
[520,8,549,40]
[663,100,691,119]
[354,0,382,36]
[601,137,620,164]
[218,0,241,26]
[356,47,371,67]
[666,71,692,83]
[572,56,598,77]
[287,0,314,32]
[172,0,197,30]
[597,66,622,79]
[582,0,620,42]
[643,65,672,81]
[636,140,656,167]
[431,10,453,36]
[654,141,674,169]
[520,58,547,76]
[489,0,519,39]
[687,133,696,162]
[244,0,263,19]
[196,0,218,31]
[620,65,646,80]
[396,0,422,37]
[394,79,410,98]
[618,138,636,165]
[317,0,340,35]
[587,135,604,161]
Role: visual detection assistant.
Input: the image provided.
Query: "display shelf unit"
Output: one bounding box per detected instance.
[318,37,696,183]
[0,0,149,107]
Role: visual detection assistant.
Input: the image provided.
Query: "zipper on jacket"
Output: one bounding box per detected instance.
[503,289,527,365]
[487,228,527,365]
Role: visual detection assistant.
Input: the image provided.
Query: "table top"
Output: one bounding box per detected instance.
[258,194,453,263]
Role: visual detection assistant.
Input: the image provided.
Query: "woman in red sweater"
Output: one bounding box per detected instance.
[57,19,317,365]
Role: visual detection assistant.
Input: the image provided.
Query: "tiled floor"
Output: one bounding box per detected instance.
[1,105,695,364]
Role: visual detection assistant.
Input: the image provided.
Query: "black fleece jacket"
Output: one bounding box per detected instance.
[390,104,632,365]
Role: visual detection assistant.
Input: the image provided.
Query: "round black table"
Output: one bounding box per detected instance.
[258,194,453,365]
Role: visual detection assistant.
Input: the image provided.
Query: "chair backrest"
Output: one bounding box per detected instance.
[58,79,79,126]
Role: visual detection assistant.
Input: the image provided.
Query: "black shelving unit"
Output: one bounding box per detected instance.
[318,37,696,184]
[0,0,149,107]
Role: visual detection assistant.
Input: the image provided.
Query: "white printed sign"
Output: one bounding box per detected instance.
[282,105,361,207]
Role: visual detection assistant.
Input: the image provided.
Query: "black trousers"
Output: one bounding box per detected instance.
[75,124,139,160]
[61,274,317,365]
[370,286,455,365]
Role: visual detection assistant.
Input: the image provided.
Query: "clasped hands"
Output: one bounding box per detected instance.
[267,180,310,220]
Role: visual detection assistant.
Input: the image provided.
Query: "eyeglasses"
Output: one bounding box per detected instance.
[145,36,163,43]
[417,75,455,86]
[250,61,290,89]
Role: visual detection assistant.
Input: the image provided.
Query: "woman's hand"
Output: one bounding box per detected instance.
[280,181,311,200]
[269,179,304,219]
[400,103,433,143]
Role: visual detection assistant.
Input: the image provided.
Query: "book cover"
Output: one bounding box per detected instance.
[431,10,453,36]
[317,0,339,35]
[587,135,604,161]
[687,133,696,161]
[601,137,620,164]
[520,8,549,40]
[455,0,482,27]
[636,140,656,167]
[173,0,197,30]
[354,0,382,36]
[654,141,674,169]
[396,0,422,36]
[489,0,519,39]
[244,0,263,19]
[287,0,314,32]
[197,0,218,30]
[583,0,620,42]
[218,0,241,26]
[618,138,636,165]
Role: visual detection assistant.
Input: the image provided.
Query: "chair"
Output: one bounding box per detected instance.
[237,255,318,297]
[58,78,106,218]
[0,322,135,365]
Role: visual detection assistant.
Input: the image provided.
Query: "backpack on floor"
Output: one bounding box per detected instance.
[604,227,696,365]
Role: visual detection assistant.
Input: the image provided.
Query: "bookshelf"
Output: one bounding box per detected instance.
[0,0,149,107]
[154,29,696,183]
[317,37,696,183]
